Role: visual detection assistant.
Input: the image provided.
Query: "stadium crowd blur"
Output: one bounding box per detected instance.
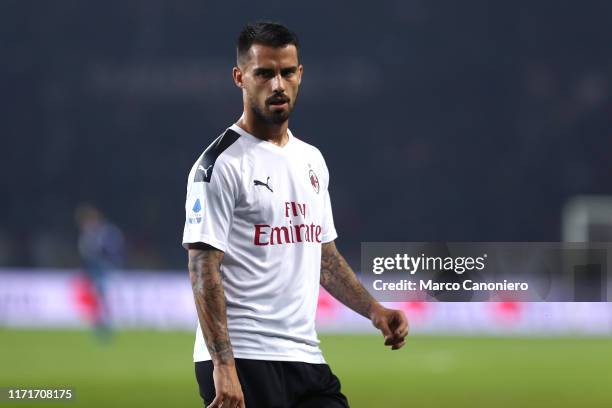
[2,1,611,269]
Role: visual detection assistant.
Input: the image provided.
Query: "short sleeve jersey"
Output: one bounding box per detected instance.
[182,123,337,363]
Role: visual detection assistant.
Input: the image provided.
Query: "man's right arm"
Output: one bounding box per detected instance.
[188,242,245,408]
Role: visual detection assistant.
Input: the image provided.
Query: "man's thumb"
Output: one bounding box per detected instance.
[377,319,392,338]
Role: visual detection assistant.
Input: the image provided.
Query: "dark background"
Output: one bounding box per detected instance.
[2,0,611,269]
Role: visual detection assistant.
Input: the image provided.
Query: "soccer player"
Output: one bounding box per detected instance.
[75,203,125,340]
[182,21,408,408]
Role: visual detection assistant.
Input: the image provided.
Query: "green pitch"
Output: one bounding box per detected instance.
[1,329,611,407]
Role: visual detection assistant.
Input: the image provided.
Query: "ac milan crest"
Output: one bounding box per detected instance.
[309,169,320,193]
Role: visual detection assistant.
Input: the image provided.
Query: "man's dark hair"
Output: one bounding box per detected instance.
[237,21,299,66]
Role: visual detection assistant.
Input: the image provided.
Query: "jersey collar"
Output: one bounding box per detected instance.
[229,123,294,152]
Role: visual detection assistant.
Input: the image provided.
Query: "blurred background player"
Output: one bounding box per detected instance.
[75,203,125,340]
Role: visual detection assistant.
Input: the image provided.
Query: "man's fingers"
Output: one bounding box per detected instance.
[388,330,408,343]
[391,340,406,350]
[229,394,245,408]
[391,312,409,334]
[394,320,408,336]
[378,320,392,338]
[209,393,245,408]
[208,395,222,408]
[385,326,409,346]
[396,327,409,339]
[384,334,405,346]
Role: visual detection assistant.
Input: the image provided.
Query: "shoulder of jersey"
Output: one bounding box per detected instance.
[192,128,243,183]
[291,134,325,160]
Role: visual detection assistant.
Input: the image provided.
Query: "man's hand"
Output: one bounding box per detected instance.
[370,304,409,350]
[210,363,245,408]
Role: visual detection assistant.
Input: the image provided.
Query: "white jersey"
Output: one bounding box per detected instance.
[182,123,337,364]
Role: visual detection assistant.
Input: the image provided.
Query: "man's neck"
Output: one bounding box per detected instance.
[237,110,289,147]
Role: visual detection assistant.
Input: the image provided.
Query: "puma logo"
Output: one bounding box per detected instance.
[198,164,212,178]
[254,177,273,193]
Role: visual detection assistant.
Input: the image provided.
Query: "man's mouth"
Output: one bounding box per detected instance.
[268,97,290,106]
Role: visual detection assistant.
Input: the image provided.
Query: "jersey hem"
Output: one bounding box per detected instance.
[194,351,326,364]
[321,231,338,243]
[182,234,228,252]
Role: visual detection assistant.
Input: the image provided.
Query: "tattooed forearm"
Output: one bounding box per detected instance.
[320,241,378,319]
[188,244,235,365]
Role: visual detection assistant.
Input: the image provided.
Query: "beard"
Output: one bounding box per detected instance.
[248,93,295,125]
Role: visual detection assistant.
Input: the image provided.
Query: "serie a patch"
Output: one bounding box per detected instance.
[188,198,203,224]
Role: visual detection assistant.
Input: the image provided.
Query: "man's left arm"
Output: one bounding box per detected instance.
[320,241,409,350]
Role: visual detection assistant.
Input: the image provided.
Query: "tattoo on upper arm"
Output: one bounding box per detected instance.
[188,249,222,294]
[188,247,234,364]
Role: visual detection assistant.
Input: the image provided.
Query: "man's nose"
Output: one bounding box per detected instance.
[271,73,285,93]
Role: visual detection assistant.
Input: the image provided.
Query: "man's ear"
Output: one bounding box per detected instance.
[233,66,243,88]
[297,64,303,86]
